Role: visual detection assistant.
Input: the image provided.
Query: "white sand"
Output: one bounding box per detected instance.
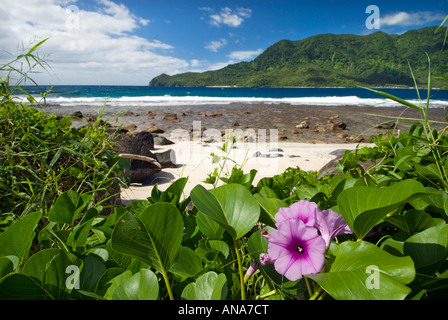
[120,140,366,204]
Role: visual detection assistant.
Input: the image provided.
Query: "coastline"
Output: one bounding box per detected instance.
[63,103,446,144]
[91,102,445,204]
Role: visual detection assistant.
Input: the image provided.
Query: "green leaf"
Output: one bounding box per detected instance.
[158,177,188,204]
[196,211,225,240]
[48,190,92,225]
[181,271,228,300]
[169,247,203,278]
[0,211,42,265]
[403,224,448,275]
[0,273,47,300]
[307,241,415,300]
[191,184,260,239]
[0,257,15,279]
[78,255,107,293]
[385,210,435,234]
[110,268,159,300]
[253,193,288,227]
[111,203,183,274]
[110,213,153,266]
[1,248,84,300]
[337,180,428,239]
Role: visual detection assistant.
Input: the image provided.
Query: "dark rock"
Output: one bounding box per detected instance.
[146,127,165,134]
[155,149,177,168]
[153,134,175,145]
[327,120,347,131]
[269,153,284,158]
[163,113,178,121]
[71,111,83,118]
[375,121,396,129]
[112,131,160,183]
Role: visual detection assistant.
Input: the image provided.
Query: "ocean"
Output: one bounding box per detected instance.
[18,85,448,114]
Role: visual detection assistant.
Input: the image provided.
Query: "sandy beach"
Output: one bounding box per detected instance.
[59,102,445,204]
[120,141,367,204]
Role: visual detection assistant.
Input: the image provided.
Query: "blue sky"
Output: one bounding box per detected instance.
[0,0,446,85]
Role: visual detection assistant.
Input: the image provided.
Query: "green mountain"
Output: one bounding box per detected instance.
[149,26,448,88]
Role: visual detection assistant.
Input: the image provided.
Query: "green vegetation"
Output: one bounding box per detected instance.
[150,26,448,88]
[0,40,129,218]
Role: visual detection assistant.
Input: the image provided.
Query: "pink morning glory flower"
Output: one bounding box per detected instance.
[275,200,318,227]
[266,218,326,281]
[314,209,353,248]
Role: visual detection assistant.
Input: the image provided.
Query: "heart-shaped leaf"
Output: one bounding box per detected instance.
[181,271,227,300]
[49,190,92,225]
[111,203,183,273]
[307,241,415,300]
[0,211,42,265]
[191,184,260,239]
[110,268,159,300]
[403,224,448,275]
[337,180,428,239]
[0,248,83,300]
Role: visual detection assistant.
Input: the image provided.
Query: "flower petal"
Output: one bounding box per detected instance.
[275,200,317,226]
[315,209,353,247]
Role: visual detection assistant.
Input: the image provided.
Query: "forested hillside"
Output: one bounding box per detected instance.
[149,26,448,88]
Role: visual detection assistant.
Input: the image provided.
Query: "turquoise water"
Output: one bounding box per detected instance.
[20,85,448,111]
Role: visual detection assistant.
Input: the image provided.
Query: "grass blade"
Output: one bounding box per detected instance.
[363,87,424,112]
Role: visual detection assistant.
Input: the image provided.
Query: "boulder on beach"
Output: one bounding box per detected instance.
[113,131,176,183]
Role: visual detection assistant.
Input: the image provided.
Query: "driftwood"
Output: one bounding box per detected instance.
[118,153,162,169]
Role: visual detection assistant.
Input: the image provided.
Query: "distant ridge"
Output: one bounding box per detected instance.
[149,26,448,89]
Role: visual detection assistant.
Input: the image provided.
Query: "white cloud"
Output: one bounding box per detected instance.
[381,11,445,27]
[0,0,189,85]
[227,49,263,60]
[205,38,228,52]
[206,7,252,28]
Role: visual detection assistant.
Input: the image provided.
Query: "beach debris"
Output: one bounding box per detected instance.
[118,153,162,169]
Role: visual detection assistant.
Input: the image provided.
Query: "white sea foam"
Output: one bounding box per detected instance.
[15,94,448,108]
